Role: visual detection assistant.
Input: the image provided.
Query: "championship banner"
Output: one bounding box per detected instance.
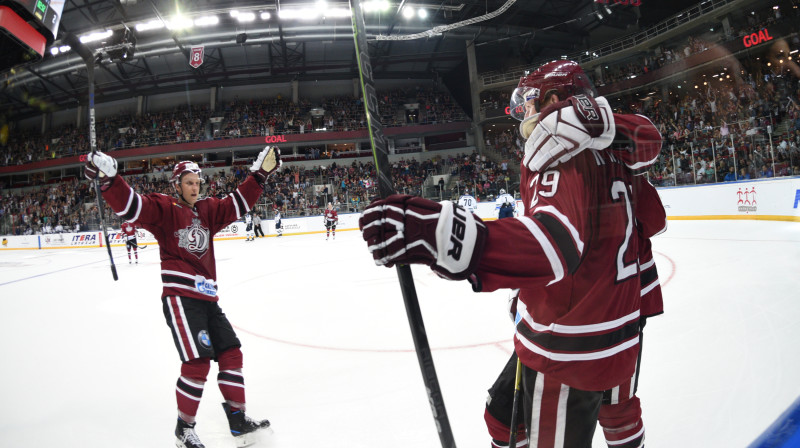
[189,46,204,69]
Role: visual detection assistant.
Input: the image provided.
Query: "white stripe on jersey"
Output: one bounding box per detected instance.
[516,216,564,286]
[532,205,585,255]
[517,299,640,335]
[236,188,250,214]
[229,192,241,218]
[516,331,639,362]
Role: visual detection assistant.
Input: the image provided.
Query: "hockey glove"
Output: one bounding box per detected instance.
[359,195,487,281]
[250,146,282,185]
[84,151,118,191]
[524,95,615,173]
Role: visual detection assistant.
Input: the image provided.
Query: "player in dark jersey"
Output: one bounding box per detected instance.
[359,60,665,448]
[85,146,281,448]
[323,202,338,240]
[121,220,139,264]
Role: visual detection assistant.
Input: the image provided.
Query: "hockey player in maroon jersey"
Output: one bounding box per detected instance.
[84,146,281,448]
[323,202,338,240]
[120,220,139,264]
[484,176,668,448]
[359,60,666,448]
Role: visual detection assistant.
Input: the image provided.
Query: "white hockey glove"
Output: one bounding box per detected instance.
[524,95,615,173]
[250,146,282,185]
[359,194,487,281]
[84,151,118,190]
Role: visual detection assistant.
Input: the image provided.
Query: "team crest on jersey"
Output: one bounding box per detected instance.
[197,330,212,349]
[175,218,210,259]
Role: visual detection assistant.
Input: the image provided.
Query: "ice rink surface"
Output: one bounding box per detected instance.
[1,219,799,448]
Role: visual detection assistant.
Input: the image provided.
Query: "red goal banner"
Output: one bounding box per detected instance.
[189,46,204,68]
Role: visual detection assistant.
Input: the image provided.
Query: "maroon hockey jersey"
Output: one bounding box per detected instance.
[324,209,338,222]
[473,113,664,391]
[121,221,136,241]
[101,175,263,302]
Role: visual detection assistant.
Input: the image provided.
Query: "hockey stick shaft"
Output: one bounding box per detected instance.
[508,356,524,446]
[350,2,456,447]
[66,33,118,281]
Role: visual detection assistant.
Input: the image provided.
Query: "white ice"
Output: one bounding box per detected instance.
[1,219,799,448]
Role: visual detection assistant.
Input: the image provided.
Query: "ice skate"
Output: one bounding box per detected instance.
[222,402,271,447]
[175,418,205,448]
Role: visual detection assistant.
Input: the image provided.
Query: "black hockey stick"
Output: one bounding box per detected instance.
[508,356,524,446]
[350,3,456,447]
[65,34,118,281]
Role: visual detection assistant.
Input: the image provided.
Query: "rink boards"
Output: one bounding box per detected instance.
[2,177,799,250]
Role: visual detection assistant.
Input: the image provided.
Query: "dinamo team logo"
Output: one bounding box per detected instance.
[176,218,210,259]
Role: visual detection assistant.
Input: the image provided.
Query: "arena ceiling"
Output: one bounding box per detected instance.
[1,0,711,119]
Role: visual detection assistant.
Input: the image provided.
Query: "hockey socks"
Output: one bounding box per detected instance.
[176,358,210,421]
[218,369,246,407]
[176,376,205,420]
[218,348,246,408]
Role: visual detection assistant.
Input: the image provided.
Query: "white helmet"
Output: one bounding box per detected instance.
[500,189,506,195]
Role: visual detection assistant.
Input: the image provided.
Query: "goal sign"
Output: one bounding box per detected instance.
[189,46,204,68]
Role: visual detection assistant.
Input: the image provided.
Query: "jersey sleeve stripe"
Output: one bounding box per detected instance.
[118,192,142,222]
[229,192,242,218]
[532,205,584,254]
[534,213,581,274]
[516,216,564,285]
[235,188,250,214]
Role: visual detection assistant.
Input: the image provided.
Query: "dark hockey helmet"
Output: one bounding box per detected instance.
[170,161,204,184]
[509,60,597,121]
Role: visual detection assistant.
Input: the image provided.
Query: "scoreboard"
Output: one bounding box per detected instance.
[0,0,63,70]
[4,0,63,41]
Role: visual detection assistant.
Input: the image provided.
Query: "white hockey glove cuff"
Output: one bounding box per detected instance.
[524,95,615,173]
[359,195,487,281]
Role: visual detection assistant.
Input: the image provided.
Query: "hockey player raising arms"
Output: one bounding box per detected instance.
[85,146,281,448]
[323,202,338,240]
[359,60,665,448]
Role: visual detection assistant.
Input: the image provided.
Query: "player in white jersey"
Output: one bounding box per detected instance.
[494,189,516,219]
[244,211,254,241]
[457,190,478,214]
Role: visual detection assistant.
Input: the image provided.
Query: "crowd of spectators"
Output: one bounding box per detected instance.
[1,86,469,169]
[0,152,460,235]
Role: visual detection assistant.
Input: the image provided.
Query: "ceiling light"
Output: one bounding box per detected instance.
[135,20,164,32]
[194,15,219,26]
[50,47,59,56]
[230,10,239,17]
[237,12,256,22]
[167,16,193,30]
[417,8,428,19]
[402,6,414,19]
[79,30,113,43]
[260,11,271,20]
